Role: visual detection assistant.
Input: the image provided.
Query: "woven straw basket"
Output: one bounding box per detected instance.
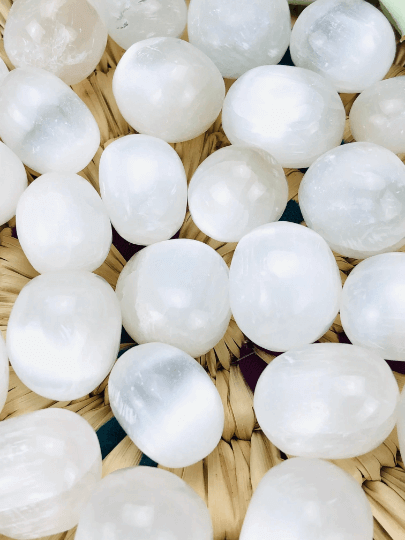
[2,1,405,539]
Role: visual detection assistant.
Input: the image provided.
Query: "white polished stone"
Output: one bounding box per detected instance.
[0,408,102,540]
[109,342,224,467]
[188,0,290,80]
[240,457,373,540]
[4,0,107,86]
[0,142,28,226]
[0,58,9,85]
[222,65,345,168]
[188,145,288,242]
[100,134,187,245]
[116,239,231,357]
[299,142,405,259]
[229,222,341,352]
[113,37,225,143]
[7,271,122,401]
[75,466,213,540]
[290,0,396,93]
[0,67,100,174]
[0,333,8,415]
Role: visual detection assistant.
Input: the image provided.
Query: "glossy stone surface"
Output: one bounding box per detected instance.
[0,67,100,174]
[188,0,290,79]
[4,0,107,86]
[116,239,231,357]
[113,37,225,143]
[0,142,28,226]
[222,65,345,168]
[290,0,396,93]
[0,333,8,415]
[100,134,187,245]
[7,271,122,401]
[229,222,341,352]
[0,58,9,85]
[299,142,405,259]
[75,466,213,540]
[0,408,102,540]
[240,457,373,540]
[188,146,288,242]
[109,343,224,467]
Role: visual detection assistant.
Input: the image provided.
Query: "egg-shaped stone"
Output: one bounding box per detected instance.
[222,65,345,168]
[0,67,100,174]
[7,271,122,401]
[240,457,373,540]
[4,0,107,86]
[0,408,102,540]
[0,58,9,85]
[0,142,28,226]
[99,134,187,245]
[229,222,341,352]
[0,333,9,415]
[109,342,224,467]
[116,239,231,357]
[188,0,290,80]
[113,37,225,143]
[299,142,405,259]
[188,145,288,242]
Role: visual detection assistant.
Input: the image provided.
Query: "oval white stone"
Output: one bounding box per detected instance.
[0,333,8,415]
[0,142,28,226]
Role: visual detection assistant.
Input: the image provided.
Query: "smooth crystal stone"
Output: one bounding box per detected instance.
[222,65,345,168]
[75,466,213,540]
[0,142,28,226]
[100,134,187,245]
[0,333,8,415]
[7,271,122,401]
[187,0,290,80]
[0,58,9,85]
[109,343,224,467]
[299,142,405,259]
[0,408,102,540]
[188,145,288,242]
[4,0,107,86]
[116,239,231,357]
[240,457,373,540]
[0,67,100,174]
[113,37,225,143]
[229,222,341,352]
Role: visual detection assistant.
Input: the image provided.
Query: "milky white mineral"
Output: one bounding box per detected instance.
[116,239,231,357]
[0,408,102,540]
[188,146,288,242]
[222,65,345,168]
[4,0,107,86]
[0,58,9,85]
[113,37,225,143]
[7,271,122,401]
[299,142,405,259]
[100,134,187,245]
[75,466,213,540]
[0,142,28,226]
[0,333,8,415]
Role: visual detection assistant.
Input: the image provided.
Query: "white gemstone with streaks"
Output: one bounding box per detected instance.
[0,142,28,226]
[0,333,8,415]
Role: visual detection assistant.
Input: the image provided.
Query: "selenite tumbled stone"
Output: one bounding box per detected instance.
[0,67,100,174]
[187,0,290,80]
[113,37,225,143]
[229,222,341,352]
[109,342,224,467]
[116,239,231,357]
[188,145,288,242]
[240,457,373,540]
[0,333,8,415]
[299,142,405,259]
[0,408,102,540]
[4,0,107,86]
[75,466,213,540]
[222,65,345,168]
[0,142,28,226]
[100,134,187,245]
[7,271,122,401]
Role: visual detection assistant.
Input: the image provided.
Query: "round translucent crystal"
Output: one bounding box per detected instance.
[222,65,345,168]
[0,333,8,415]
[0,408,102,540]
[0,67,100,174]
[299,142,405,259]
[113,37,225,143]
[100,134,187,245]
[0,142,28,226]
[116,239,231,357]
[4,0,107,86]
[109,342,224,467]
[7,271,122,401]
[187,0,290,79]
[290,0,396,93]
[188,145,288,242]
